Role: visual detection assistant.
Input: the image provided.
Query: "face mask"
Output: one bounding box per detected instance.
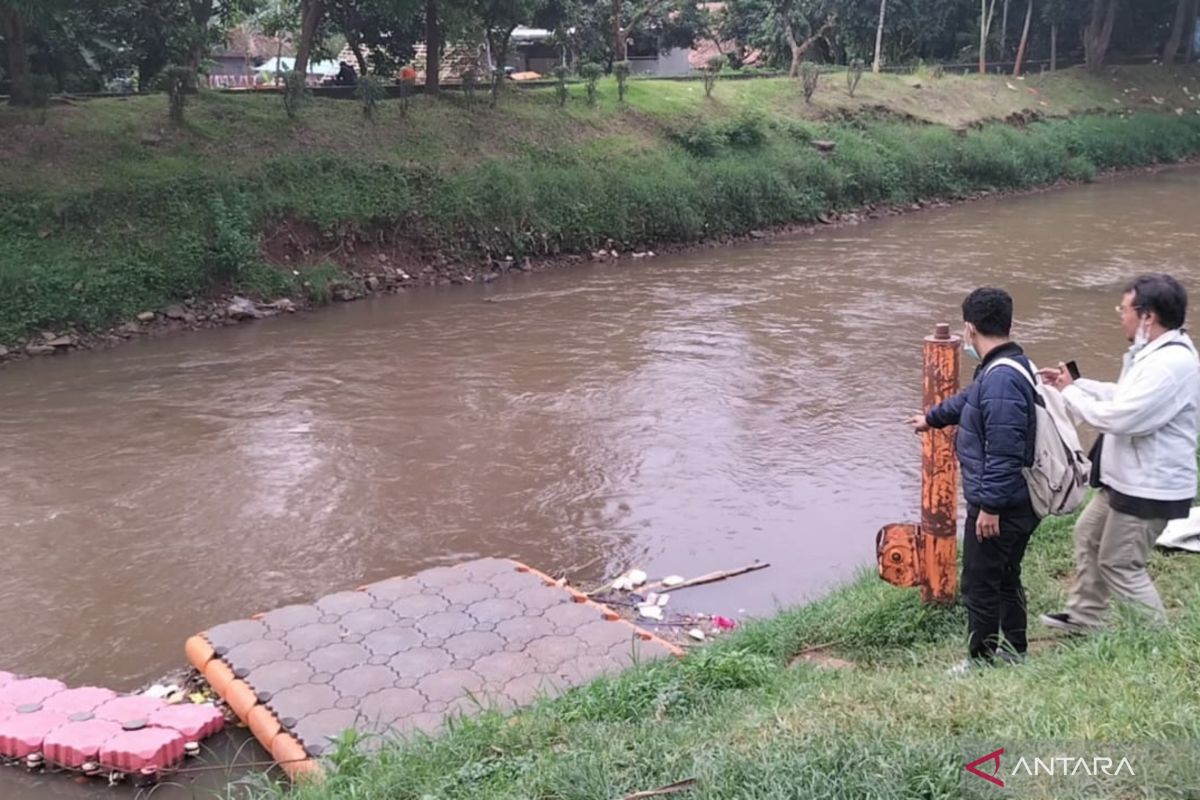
[963,326,980,360]
[1133,318,1150,349]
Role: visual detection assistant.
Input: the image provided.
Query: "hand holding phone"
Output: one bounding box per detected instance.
[1065,360,1081,380]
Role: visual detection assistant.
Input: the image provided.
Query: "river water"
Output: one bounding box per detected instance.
[1,167,1197,798]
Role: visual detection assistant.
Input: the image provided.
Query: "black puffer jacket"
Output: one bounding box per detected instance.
[925,342,1037,514]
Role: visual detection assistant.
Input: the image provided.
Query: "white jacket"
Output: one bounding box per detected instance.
[1061,329,1200,502]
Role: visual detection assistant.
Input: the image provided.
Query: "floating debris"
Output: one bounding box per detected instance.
[661,575,685,588]
[687,629,706,642]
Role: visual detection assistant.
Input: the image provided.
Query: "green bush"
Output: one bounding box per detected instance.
[283,70,310,119]
[1065,155,1098,183]
[580,63,603,106]
[355,75,386,119]
[552,66,569,107]
[613,61,632,103]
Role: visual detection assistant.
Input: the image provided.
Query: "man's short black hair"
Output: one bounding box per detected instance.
[962,287,1013,337]
[1124,273,1187,330]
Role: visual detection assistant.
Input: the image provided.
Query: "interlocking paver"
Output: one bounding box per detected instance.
[244,660,314,696]
[416,669,483,703]
[443,631,505,662]
[388,647,452,680]
[362,626,426,657]
[331,665,397,699]
[339,608,398,635]
[315,591,373,616]
[269,684,339,722]
[467,597,527,624]
[202,558,679,778]
[293,709,360,756]
[285,623,344,651]
[440,581,498,605]
[415,611,475,638]
[493,614,557,644]
[224,639,290,671]
[206,619,269,652]
[260,604,321,632]
[307,643,370,675]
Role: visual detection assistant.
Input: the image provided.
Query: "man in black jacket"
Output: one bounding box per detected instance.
[908,288,1040,673]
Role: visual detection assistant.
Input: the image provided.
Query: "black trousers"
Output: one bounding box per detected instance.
[962,502,1040,659]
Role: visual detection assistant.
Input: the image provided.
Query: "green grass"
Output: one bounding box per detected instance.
[253,506,1200,800]
[1,65,1200,346]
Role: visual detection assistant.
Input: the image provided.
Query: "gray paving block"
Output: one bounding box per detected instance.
[388,647,452,680]
[205,619,269,652]
[307,643,371,675]
[224,638,291,671]
[270,684,339,722]
[260,604,321,632]
[315,591,374,616]
[361,627,427,657]
[284,623,344,652]
[331,665,398,699]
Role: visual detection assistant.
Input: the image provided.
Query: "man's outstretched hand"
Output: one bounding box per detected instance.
[907,414,930,433]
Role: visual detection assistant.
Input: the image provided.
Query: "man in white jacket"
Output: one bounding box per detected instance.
[1039,274,1200,631]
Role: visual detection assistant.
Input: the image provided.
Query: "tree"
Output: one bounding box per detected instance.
[871,0,885,73]
[773,0,835,78]
[472,0,548,73]
[979,0,996,74]
[294,0,324,75]
[1162,0,1198,65]
[327,0,422,76]
[0,0,30,96]
[1083,0,1118,73]
[1011,0,1031,75]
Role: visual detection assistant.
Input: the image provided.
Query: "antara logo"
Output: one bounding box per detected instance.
[965,747,1006,787]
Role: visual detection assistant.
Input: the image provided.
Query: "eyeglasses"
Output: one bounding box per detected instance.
[1116,304,1143,316]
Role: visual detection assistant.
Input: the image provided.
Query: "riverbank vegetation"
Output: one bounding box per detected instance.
[2,65,1199,348]
[263,497,1200,799]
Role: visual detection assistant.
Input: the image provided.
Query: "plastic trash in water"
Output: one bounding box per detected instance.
[712,615,738,630]
[687,628,706,642]
[638,604,664,621]
[661,575,685,587]
[627,569,648,587]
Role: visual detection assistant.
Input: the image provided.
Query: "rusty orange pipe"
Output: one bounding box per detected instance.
[920,323,960,604]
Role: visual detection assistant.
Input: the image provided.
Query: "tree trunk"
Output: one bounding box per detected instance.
[0,5,28,102]
[780,5,835,78]
[979,0,997,74]
[347,33,368,74]
[187,0,214,81]
[612,0,625,61]
[424,0,440,93]
[1188,0,1199,63]
[1084,0,1118,74]
[872,0,886,73]
[1012,0,1032,75]
[1163,0,1191,65]
[1000,0,1010,59]
[295,0,324,77]
[1050,22,1057,70]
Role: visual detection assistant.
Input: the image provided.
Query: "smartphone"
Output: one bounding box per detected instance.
[1065,360,1081,380]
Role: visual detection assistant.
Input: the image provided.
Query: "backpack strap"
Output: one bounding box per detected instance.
[985,357,1038,388]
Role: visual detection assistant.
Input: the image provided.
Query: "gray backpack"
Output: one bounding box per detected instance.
[987,358,1090,517]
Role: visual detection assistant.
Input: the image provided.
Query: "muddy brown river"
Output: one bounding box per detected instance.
[2,167,1198,798]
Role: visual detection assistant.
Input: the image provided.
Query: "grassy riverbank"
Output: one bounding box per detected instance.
[266,506,1200,800]
[1,66,1200,348]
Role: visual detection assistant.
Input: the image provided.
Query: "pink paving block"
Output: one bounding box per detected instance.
[0,677,67,707]
[0,709,68,758]
[147,704,225,743]
[43,718,124,769]
[99,727,185,773]
[0,702,15,723]
[41,687,117,716]
[0,671,16,688]
[93,695,166,726]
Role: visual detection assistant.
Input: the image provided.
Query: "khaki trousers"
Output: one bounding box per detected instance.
[1066,490,1167,627]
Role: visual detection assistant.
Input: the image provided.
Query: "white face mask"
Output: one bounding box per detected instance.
[1133,318,1151,349]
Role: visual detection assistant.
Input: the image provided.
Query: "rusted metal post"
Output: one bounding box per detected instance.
[920,323,961,603]
[876,323,961,604]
